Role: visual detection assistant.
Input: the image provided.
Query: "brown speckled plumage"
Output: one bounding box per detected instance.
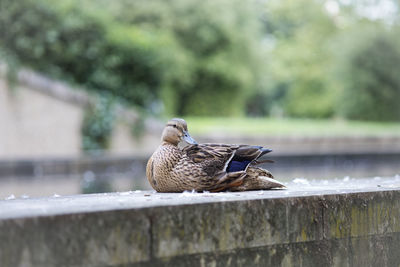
[146,118,285,192]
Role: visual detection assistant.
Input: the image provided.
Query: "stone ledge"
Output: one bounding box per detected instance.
[1,181,400,266]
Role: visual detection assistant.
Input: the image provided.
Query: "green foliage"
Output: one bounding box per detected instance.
[105,0,266,116]
[0,0,173,109]
[334,26,400,121]
[0,0,266,117]
[245,92,271,117]
[263,0,338,118]
[2,0,400,121]
[81,95,115,152]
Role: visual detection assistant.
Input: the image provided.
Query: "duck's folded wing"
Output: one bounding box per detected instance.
[184,144,239,177]
[185,144,238,162]
[235,145,272,161]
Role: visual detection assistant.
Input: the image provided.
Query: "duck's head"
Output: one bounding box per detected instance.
[161,118,198,146]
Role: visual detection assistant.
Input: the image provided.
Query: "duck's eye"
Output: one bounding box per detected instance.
[173,125,177,128]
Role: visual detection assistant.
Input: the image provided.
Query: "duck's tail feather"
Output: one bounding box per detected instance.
[230,167,285,191]
[259,148,273,158]
[252,159,275,165]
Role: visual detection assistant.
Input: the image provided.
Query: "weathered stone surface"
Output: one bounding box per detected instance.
[323,191,400,239]
[0,210,150,267]
[131,234,400,267]
[1,182,400,266]
[287,195,324,243]
[151,198,288,258]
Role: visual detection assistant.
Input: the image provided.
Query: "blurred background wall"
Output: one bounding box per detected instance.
[0,65,162,158]
[0,67,85,158]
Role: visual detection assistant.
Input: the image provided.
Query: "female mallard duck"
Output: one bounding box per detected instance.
[146,118,285,192]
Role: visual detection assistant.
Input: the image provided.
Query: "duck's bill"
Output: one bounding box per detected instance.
[182,131,198,145]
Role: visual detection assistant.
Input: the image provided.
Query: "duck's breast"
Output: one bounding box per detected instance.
[149,145,184,191]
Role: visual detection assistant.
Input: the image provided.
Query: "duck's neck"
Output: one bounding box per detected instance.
[161,141,178,147]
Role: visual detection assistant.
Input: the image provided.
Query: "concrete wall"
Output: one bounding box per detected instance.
[0,64,162,159]
[1,186,400,266]
[0,77,84,158]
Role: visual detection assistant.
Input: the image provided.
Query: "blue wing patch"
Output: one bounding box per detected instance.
[227,160,251,172]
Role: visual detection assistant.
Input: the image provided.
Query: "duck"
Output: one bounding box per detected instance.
[146,118,285,192]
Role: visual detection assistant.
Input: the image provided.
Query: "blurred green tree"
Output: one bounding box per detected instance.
[100,0,267,116]
[334,25,400,121]
[0,0,267,117]
[81,95,115,152]
[0,0,176,109]
[2,0,400,121]
[262,0,338,118]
